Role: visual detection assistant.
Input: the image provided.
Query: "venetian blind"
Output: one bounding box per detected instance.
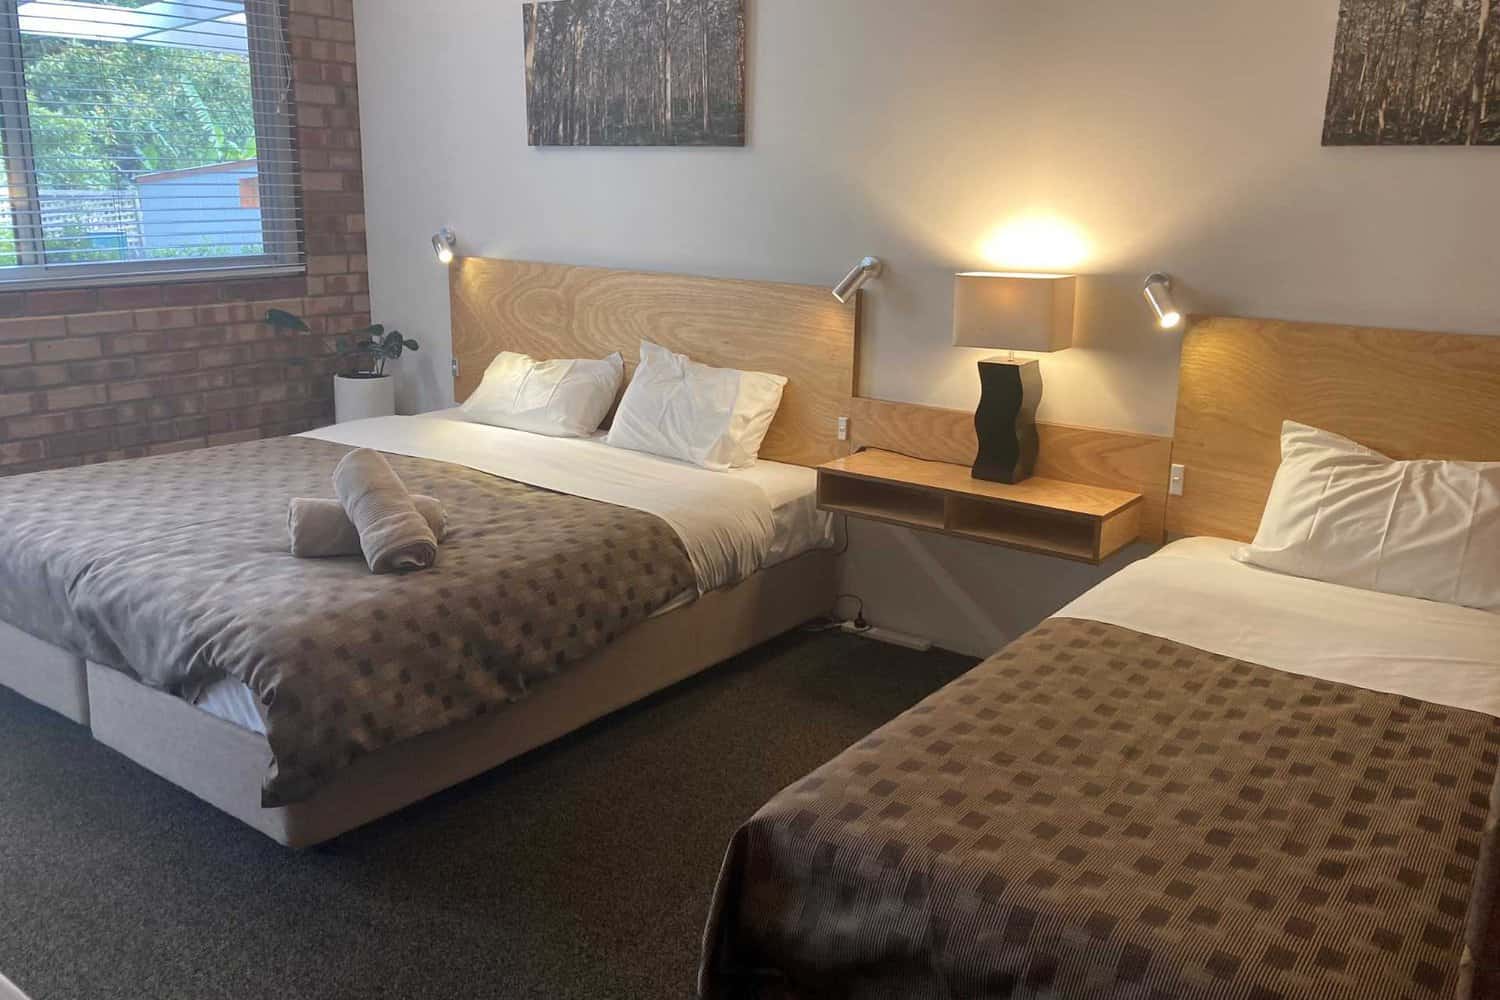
[0,0,301,286]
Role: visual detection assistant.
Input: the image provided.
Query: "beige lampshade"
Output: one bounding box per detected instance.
[952,272,1077,352]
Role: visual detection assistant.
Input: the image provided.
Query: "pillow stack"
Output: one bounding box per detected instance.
[456,339,789,470]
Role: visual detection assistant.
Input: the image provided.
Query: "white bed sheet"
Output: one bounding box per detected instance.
[302,410,802,594]
[1061,536,1500,717]
[198,412,833,734]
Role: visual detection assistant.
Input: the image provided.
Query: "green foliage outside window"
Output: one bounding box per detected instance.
[23,35,257,190]
[1,14,261,268]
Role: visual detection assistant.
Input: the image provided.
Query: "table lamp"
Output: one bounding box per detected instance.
[952,271,1077,483]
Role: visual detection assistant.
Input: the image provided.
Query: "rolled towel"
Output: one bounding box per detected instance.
[332,448,439,573]
[289,496,448,559]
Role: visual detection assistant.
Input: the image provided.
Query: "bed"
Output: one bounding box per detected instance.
[0,258,857,848]
[699,317,1500,999]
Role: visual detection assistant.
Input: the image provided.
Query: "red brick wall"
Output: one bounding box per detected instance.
[0,0,367,477]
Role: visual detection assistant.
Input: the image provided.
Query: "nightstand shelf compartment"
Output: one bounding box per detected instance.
[818,449,1144,565]
[818,474,945,531]
[946,497,1097,561]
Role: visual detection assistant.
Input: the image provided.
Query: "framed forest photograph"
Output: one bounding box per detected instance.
[523,0,747,147]
[1324,0,1497,146]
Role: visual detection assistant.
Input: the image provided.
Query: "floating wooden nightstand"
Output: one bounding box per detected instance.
[818,449,1144,564]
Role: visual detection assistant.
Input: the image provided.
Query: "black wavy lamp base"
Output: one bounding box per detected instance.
[972,358,1042,484]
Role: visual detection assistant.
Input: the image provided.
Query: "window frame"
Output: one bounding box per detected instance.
[0,0,303,291]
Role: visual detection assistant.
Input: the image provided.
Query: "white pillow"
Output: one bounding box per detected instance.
[605,340,787,471]
[1236,421,1500,612]
[460,351,624,438]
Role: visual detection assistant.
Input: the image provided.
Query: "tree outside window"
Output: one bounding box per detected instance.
[0,0,301,284]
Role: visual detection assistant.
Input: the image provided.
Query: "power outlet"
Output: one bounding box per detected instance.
[837,416,849,442]
[1169,463,1186,497]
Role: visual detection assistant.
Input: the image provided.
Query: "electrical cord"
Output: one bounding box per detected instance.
[803,592,869,634]
[833,593,866,627]
[802,518,862,633]
[833,512,852,556]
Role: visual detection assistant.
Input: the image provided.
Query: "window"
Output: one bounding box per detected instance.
[0,0,301,288]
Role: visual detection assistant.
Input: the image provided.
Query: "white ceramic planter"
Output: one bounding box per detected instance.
[334,374,395,423]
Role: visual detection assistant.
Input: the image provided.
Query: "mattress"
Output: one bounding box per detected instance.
[0,413,838,806]
[299,410,833,593]
[701,538,1500,999]
[88,551,838,848]
[1060,536,1500,716]
[195,419,832,736]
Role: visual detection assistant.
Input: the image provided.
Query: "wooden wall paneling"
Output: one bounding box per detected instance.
[848,397,1171,544]
[848,397,978,466]
[1168,316,1500,542]
[1035,424,1171,545]
[450,258,858,468]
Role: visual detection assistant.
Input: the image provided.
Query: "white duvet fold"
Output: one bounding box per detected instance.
[301,413,777,594]
[1060,536,1500,717]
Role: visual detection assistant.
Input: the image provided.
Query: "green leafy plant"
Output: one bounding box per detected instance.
[265,309,420,378]
[264,307,314,366]
[353,325,422,377]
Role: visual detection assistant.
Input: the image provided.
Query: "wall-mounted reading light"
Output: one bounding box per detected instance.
[432,227,457,265]
[832,256,883,304]
[1143,272,1183,330]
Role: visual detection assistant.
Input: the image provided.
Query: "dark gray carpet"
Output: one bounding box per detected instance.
[0,631,974,1000]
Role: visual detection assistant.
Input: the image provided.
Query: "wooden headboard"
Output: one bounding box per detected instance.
[1167,315,1500,542]
[450,258,859,468]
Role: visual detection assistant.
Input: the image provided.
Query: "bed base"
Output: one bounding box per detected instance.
[3,551,834,849]
[0,624,90,727]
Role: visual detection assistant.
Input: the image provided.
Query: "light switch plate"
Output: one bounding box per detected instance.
[1169,464,1186,497]
[837,416,849,442]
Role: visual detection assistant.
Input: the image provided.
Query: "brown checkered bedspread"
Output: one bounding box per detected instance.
[0,436,693,805]
[701,619,1500,999]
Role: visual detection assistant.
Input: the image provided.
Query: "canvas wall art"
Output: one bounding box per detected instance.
[1323,0,1496,146]
[523,0,746,147]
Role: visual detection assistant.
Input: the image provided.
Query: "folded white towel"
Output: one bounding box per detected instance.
[332,449,439,573]
[289,496,448,558]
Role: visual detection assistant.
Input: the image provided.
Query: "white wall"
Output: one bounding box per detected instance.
[354,0,1500,656]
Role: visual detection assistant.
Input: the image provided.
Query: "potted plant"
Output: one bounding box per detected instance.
[266,309,421,423]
